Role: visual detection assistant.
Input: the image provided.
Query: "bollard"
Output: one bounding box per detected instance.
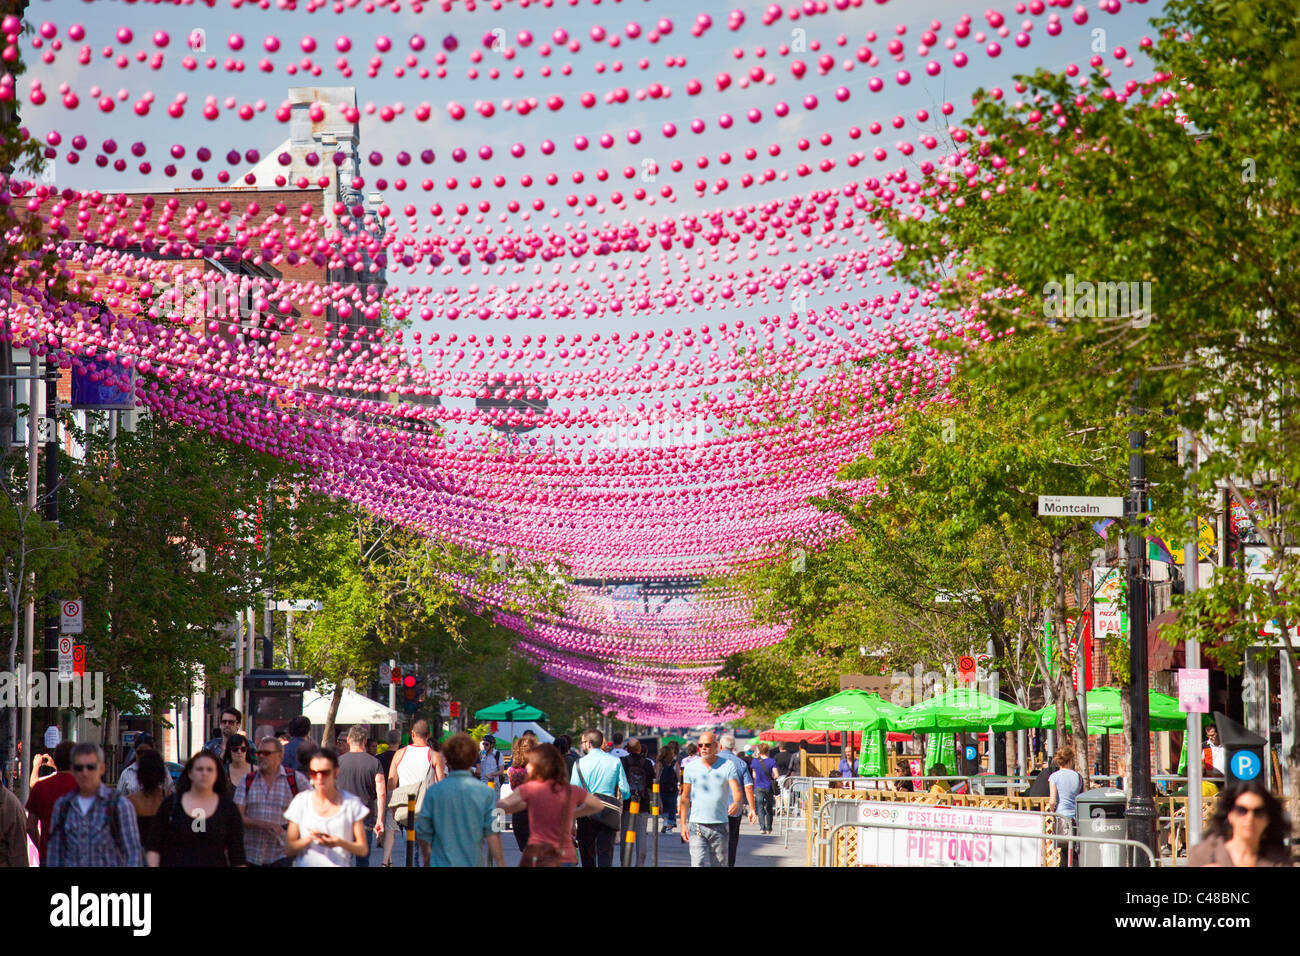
[405,794,416,867]
[622,799,640,867]
[651,781,660,867]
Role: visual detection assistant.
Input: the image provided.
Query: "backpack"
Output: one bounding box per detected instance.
[621,754,648,802]
[244,767,299,799]
[54,789,127,859]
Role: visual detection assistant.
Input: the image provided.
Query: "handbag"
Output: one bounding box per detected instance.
[519,784,575,868]
[576,763,622,831]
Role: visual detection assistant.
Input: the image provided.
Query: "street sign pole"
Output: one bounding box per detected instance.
[1125,419,1157,863]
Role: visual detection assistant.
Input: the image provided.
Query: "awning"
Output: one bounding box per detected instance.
[301,687,399,725]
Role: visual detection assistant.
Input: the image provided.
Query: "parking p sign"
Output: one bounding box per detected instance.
[61,599,84,634]
[1231,751,1261,781]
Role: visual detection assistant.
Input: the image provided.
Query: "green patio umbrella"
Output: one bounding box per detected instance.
[893,687,1040,733]
[473,697,549,722]
[858,729,889,776]
[773,689,904,732]
[923,733,958,774]
[1036,687,1186,733]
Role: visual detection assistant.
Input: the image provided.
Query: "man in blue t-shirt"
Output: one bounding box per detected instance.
[680,732,742,867]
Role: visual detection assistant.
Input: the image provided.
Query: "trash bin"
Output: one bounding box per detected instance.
[1077,788,1128,867]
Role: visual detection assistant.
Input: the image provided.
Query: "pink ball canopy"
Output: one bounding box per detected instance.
[2,0,1149,724]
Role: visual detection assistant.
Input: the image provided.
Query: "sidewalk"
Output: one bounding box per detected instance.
[369,815,807,868]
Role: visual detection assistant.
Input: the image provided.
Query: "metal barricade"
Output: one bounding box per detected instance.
[778,777,813,848]
[813,805,1158,868]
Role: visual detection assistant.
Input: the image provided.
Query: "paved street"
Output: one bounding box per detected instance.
[370,815,807,868]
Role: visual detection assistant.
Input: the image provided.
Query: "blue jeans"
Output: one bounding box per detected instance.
[356,827,375,867]
[689,823,728,867]
[755,789,775,832]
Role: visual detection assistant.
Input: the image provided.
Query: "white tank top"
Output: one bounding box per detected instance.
[396,745,433,787]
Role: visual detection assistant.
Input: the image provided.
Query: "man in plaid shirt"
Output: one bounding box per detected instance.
[47,743,141,867]
[234,736,310,866]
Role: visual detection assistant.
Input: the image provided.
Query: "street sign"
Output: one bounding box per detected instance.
[272,600,323,612]
[379,663,392,684]
[60,599,84,634]
[1231,751,1261,781]
[1179,668,1209,714]
[58,636,74,683]
[449,701,460,718]
[957,656,976,684]
[44,726,61,748]
[72,645,85,676]
[439,701,451,717]
[1038,496,1125,518]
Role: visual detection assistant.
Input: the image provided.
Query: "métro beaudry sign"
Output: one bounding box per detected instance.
[842,802,1048,867]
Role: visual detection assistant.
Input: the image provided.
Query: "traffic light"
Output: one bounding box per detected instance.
[402,673,419,714]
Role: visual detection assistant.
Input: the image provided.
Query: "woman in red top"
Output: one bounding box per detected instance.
[497,743,604,866]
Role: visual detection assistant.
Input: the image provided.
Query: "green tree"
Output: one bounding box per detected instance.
[271,493,575,747]
[67,418,289,738]
[884,0,1300,824]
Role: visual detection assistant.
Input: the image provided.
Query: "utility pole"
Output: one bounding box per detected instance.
[262,495,273,668]
[1184,429,1203,844]
[19,333,38,800]
[1125,416,1157,862]
[42,361,59,736]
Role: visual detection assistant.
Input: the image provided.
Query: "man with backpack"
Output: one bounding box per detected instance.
[619,738,655,866]
[234,735,311,867]
[46,743,141,867]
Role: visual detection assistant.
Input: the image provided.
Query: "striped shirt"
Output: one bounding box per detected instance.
[47,785,142,867]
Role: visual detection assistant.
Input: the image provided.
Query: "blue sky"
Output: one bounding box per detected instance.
[21,0,1164,267]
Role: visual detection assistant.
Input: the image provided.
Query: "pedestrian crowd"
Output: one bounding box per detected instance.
[1,711,812,868]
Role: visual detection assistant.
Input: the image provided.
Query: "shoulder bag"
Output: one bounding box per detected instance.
[391,750,436,827]
[576,762,622,831]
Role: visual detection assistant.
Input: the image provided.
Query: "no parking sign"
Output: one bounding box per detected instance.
[61,599,83,634]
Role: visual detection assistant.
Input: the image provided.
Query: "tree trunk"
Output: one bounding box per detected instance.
[1053,535,1090,781]
[1285,645,1300,847]
[6,605,18,775]
[322,682,344,755]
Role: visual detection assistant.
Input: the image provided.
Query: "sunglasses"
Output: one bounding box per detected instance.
[1230,804,1268,820]
[308,769,333,778]
[230,745,248,752]
[73,763,99,772]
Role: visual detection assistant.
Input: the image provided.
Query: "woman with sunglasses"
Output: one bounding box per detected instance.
[146,751,247,866]
[284,748,369,867]
[223,734,255,797]
[1189,779,1291,867]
